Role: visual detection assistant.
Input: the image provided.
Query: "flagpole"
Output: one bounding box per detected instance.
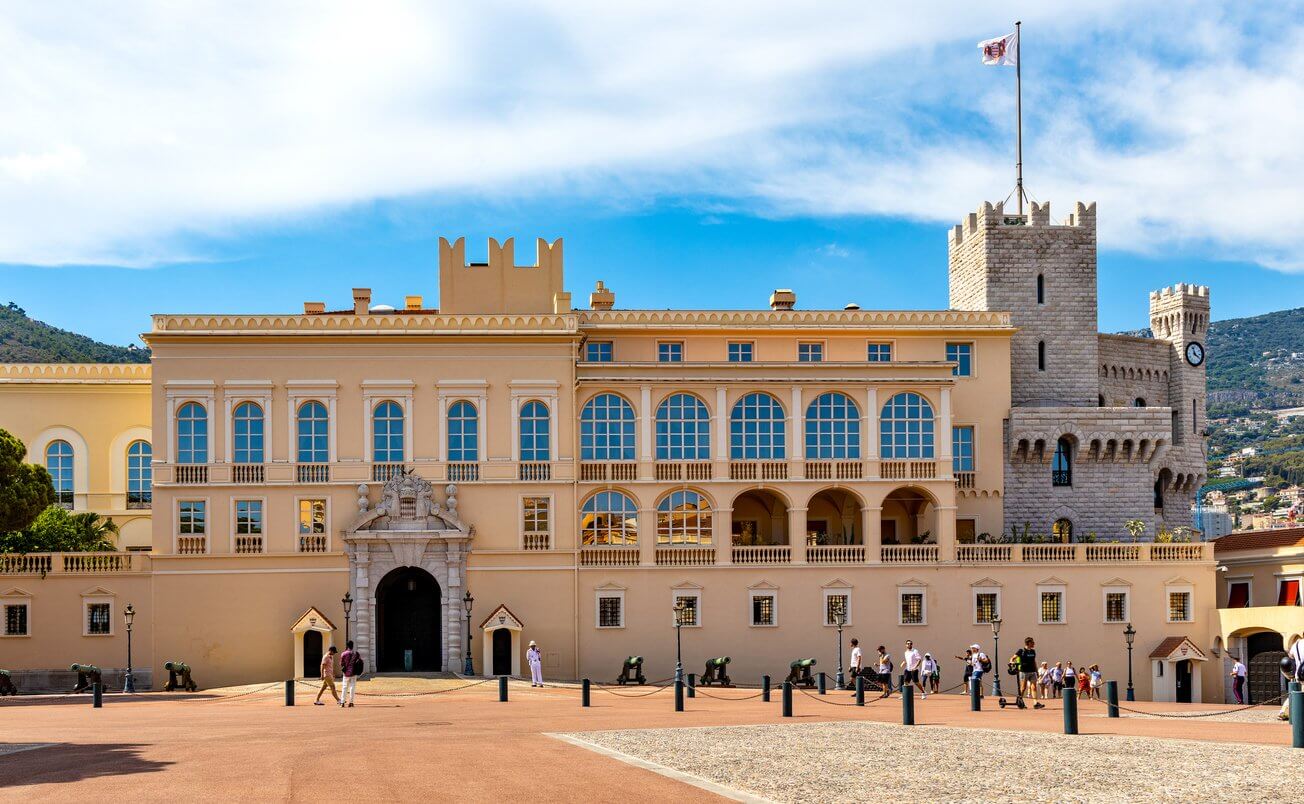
[1015,20,1023,215]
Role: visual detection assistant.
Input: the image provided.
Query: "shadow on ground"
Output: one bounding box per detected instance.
[0,743,172,788]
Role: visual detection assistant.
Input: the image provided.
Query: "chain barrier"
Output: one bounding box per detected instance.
[590,678,676,698]
[188,682,285,703]
[1079,690,1288,719]
[292,677,498,698]
[691,687,766,701]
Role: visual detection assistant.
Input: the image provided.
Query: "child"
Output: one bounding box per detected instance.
[1078,666,1090,696]
[1089,664,1103,700]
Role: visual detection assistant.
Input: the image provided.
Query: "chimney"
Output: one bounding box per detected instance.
[405,295,423,311]
[303,301,325,314]
[590,280,615,311]
[770,289,796,311]
[352,288,371,315]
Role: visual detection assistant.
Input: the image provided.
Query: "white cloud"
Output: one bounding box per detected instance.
[816,243,851,259]
[0,2,1300,270]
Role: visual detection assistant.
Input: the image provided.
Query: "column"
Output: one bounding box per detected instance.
[714,386,729,480]
[639,385,653,480]
[789,507,808,564]
[444,544,463,670]
[789,386,804,479]
[713,507,732,565]
[938,388,953,479]
[862,506,882,564]
[639,506,657,566]
[935,504,957,562]
[865,387,879,476]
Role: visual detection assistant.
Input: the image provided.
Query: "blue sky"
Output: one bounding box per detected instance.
[2,3,1302,347]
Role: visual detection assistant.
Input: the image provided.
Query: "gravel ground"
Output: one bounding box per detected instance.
[562,721,1304,803]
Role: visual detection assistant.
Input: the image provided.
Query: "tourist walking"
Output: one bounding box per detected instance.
[876,645,894,697]
[849,638,863,682]
[956,649,973,691]
[1037,661,1051,698]
[340,640,360,708]
[527,640,544,686]
[1015,637,1044,709]
[968,644,989,698]
[922,653,939,694]
[1230,655,1247,704]
[1062,662,1077,696]
[314,645,339,706]
[1051,661,1064,695]
[902,640,926,699]
[1089,664,1103,700]
[1077,666,1090,696]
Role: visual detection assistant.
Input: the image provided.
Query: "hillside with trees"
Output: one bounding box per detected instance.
[0,302,150,363]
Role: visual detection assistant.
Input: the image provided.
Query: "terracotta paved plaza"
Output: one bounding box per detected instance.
[0,679,1297,802]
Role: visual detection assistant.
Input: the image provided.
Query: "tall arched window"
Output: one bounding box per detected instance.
[519,400,550,461]
[879,392,934,459]
[176,402,208,464]
[656,490,712,544]
[45,439,74,508]
[372,401,404,462]
[580,393,636,461]
[730,392,786,459]
[447,401,479,462]
[296,401,329,463]
[1038,340,1046,371]
[656,393,711,460]
[1052,518,1073,542]
[232,401,264,464]
[579,490,639,545]
[805,392,861,459]
[1052,437,1072,486]
[127,440,152,508]
[1036,274,1045,304]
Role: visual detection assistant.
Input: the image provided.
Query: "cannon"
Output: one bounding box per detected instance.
[785,658,817,688]
[70,663,103,694]
[163,661,198,692]
[616,656,646,686]
[0,670,16,696]
[700,657,732,687]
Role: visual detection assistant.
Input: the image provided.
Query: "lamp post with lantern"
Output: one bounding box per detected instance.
[830,597,847,690]
[1124,623,1137,701]
[123,603,136,693]
[341,592,353,647]
[673,598,687,685]
[463,591,475,675]
[990,617,1003,697]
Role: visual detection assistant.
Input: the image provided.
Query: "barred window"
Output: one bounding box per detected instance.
[867,342,892,362]
[1105,592,1128,623]
[4,604,28,636]
[1040,591,1064,624]
[675,595,699,627]
[86,602,111,635]
[1168,591,1192,622]
[597,595,623,628]
[523,497,550,534]
[751,594,775,626]
[975,592,999,624]
[900,592,924,625]
[825,593,849,626]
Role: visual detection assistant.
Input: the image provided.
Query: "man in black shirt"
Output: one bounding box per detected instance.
[1016,637,1044,709]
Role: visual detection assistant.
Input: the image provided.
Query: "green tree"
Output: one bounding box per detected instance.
[0,429,55,533]
[0,506,119,553]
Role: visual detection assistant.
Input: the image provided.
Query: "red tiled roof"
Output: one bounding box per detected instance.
[1148,636,1205,660]
[1212,527,1304,554]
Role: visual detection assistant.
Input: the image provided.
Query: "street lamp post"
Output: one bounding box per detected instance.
[341,592,353,647]
[463,591,475,676]
[990,617,1003,697]
[123,603,136,693]
[831,598,847,690]
[1124,623,1137,702]
[673,599,686,684]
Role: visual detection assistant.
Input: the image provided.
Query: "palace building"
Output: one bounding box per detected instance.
[0,199,1227,702]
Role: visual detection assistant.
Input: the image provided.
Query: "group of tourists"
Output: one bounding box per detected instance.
[847,638,940,698]
[314,641,363,707]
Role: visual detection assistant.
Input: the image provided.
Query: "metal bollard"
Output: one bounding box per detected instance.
[902,684,915,725]
[285,679,295,707]
[762,674,771,703]
[1105,680,1119,718]
[687,673,696,699]
[818,671,827,695]
[1292,681,1303,693]
[782,681,793,717]
[855,674,865,706]
[582,678,590,708]
[1292,690,1304,749]
[675,680,684,712]
[970,677,981,711]
[1063,687,1079,735]
[498,675,508,702]
[93,682,103,708]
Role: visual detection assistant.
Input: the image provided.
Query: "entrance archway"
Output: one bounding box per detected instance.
[492,629,512,676]
[376,567,442,672]
[1246,632,1285,704]
[303,630,323,678]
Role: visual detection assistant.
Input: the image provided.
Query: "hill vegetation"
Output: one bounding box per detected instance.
[0,302,149,364]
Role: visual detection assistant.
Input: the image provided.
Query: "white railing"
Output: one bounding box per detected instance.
[654,462,713,482]
[957,544,1012,562]
[1151,543,1207,561]
[579,462,637,482]
[372,463,406,482]
[729,461,788,481]
[731,545,792,564]
[522,532,551,551]
[1,553,143,575]
[579,546,640,567]
[446,463,479,482]
[174,465,208,484]
[880,461,936,480]
[1086,544,1141,562]
[297,463,330,483]
[519,462,551,481]
[807,544,866,563]
[298,534,329,553]
[1022,544,1076,562]
[234,536,264,554]
[176,536,208,555]
[805,461,864,481]
[655,546,716,566]
[880,545,939,563]
[231,464,265,484]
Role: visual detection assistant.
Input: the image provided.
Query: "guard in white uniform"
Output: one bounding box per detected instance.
[527,640,544,686]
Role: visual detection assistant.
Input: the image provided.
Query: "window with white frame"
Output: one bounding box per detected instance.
[1103,588,1130,623]
[175,402,208,464]
[298,499,327,552]
[580,491,639,546]
[232,401,265,464]
[371,401,405,463]
[824,590,851,626]
[178,501,206,535]
[235,499,264,553]
[658,341,684,363]
[45,439,74,508]
[446,400,479,462]
[522,496,551,550]
[519,401,551,462]
[296,401,330,463]
[866,342,892,362]
[1226,579,1251,608]
[946,342,973,377]
[729,392,786,459]
[952,426,975,473]
[798,342,824,362]
[750,590,777,627]
[728,341,754,363]
[656,490,712,545]
[1277,577,1301,607]
[1038,587,1066,624]
[127,440,152,508]
[85,600,113,636]
[973,587,1000,624]
[898,588,926,625]
[673,591,701,627]
[580,394,636,461]
[586,341,613,362]
[656,393,711,461]
[596,590,624,628]
[805,392,861,459]
[1167,587,1193,623]
[879,392,935,459]
[2,600,29,636]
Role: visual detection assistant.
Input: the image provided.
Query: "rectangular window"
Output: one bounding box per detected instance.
[952,425,975,472]
[1278,579,1300,607]
[957,519,977,544]
[974,590,999,624]
[3,603,29,636]
[585,341,613,362]
[86,602,112,635]
[178,501,206,535]
[1039,591,1064,624]
[1226,581,1250,608]
[797,342,824,362]
[824,592,850,626]
[1104,591,1129,623]
[946,342,973,377]
[522,496,551,550]
[727,341,754,363]
[866,342,892,362]
[235,500,263,535]
[657,342,684,363]
[750,593,776,627]
[298,499,326,534]
[899,591,925,625]
[674,593,700,627]
[1168,591,1192,622]
[597,594,624,628]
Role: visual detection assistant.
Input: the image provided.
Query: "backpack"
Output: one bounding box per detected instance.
[979,654,993,673]
[353,655,364,676]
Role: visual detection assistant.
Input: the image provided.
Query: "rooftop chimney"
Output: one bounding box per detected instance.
[405,295,423,311]
[590,280,615,311]
[303,301,325,314]
[770,289,796,311]
[352,288,371,315]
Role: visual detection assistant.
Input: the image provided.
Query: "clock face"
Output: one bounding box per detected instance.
[1185,341,1205,367]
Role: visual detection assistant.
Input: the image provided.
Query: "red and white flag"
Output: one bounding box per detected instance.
[979,30,1019,66]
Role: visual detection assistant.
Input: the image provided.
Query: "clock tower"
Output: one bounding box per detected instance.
[1150,283,1211,518]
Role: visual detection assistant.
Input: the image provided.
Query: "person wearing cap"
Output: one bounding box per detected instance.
[526,640,544,687]
[968,643,988,698]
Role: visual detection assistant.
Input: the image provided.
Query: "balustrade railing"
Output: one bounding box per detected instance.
[1086,543,1141,562]
[297,463,330,483]
[655,545,716,566]
[519,462,551,481]
[0,553,146,575]
[655,461,713,481]
[0,554,53,575]
[234,536,264,554]
[580,462,637,482]
[298,534,329,553]
[579,546,640,567]
[522,532,551,551]
[1022,543,1076,562]
[729,461,788,481]
[956,472,976,489]
[231,464,265,484]
[1150,543,1207,561]
[372,463,406,482]
[731,545,791,564]
[174,464,208,484]
[176,537,208,555]
[446,463,480,482]
[956,544,1011,562]
[805,461,864,481]
[807,544,866,563]
[880,544,939,563]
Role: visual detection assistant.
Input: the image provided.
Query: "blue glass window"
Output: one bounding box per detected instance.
[296,402,329,463]
[235,500,263,535]
[45,440,74,508]
[232,401,264,464]
[867,343,892,362]
[946,343,973,377]
[176,402,208,464]
[586,341,613,362]
[372,401,404,462]
[658,342,683,363]
[655,393,711,460]
[879,392,935,459]
[798,342,824,362]
[727,342,753,363]
[447,401,479,462]
[127,440,152,507]
[805,392,861,459]
[580,393,636,460]
[952,426,975,472]
[519,400,550,461]
[729,392,786,459]
[178,500,206,534]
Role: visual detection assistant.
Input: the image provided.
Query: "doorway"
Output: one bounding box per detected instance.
[303,630,323,678]
[1246,632,1285,704]
[1175,659,1193,703]
[492,628,512,676]
[376,566,442,672]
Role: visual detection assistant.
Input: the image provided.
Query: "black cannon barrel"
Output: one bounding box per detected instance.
[789,658,816,669]
[70,663,101,674]
[164,661,191,673]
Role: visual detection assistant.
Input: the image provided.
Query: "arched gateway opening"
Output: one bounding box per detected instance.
[376,567,442,672]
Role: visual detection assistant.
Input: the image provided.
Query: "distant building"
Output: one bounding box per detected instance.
[1192,504,1233,539]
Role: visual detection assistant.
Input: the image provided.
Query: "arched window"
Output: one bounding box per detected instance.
[805,392,861,459]
[232,402,264,464]
[127,440,152,508]
[657,490,712,545]
[45,439,74,508]
[1052,437,1072,486]
[580,393,636,461]
[1038,341,1046,371]
[879,392,934,459]
[656,393,710,460]
[1098,395,1105,407]
[446,401,479,462]
[579,490,639,545]
[1052,518,1073,542]
[1036,274,1045,304]
[1154,478,1165,510]
[1134,398,1147,408]
[176,402,208,464]
[296,402,329,463]
[519,400,550,461]
[372,401,404,462]
[730,392,786,459]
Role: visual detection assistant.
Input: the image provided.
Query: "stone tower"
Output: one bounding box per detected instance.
[949,200,1098,407]
[1149,283,1211,520]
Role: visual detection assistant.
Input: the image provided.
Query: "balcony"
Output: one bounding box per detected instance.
[176,536,207,555]
[0,552,143,575]
[522,532,551,551]
[655,461,713,482]
[956,472,976,489]
[579,462,637,482]
[731,545,791,564]
[579,546,639,567]
[655,545,716,566]
[235,536,264,554]
[880,545,939,563]
[1022,544,1076,562]
[881,461,936,480]
[297,463,330,483]
[1150,543,1205,561]
[956,544,1012,562]
[519,462,551,481]
[729,461,788,481]
[174,465,209,484]
[805,461,863,481]
[298,534,329,553]
[807,544,866,563]
[372,463,406,482]
[446,463,480,482]
[231,464,265,484]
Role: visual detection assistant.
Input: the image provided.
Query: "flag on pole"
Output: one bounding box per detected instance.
[978,30,1019,66]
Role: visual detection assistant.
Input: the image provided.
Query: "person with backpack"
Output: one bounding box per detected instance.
[340,640,362,708]
[314,645,340,706]
[876,645,894,697]
[1016,637,1044,709]
[968,643,990,698]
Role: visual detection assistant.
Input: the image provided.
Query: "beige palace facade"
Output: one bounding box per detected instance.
[0,200,1227,701]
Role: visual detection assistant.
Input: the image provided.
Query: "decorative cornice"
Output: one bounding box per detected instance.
[579,309,1013,330]
[0,363,151,383]
[148,313,580,336]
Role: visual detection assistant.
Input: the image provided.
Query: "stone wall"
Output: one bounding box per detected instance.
[1098,334,1171,407]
